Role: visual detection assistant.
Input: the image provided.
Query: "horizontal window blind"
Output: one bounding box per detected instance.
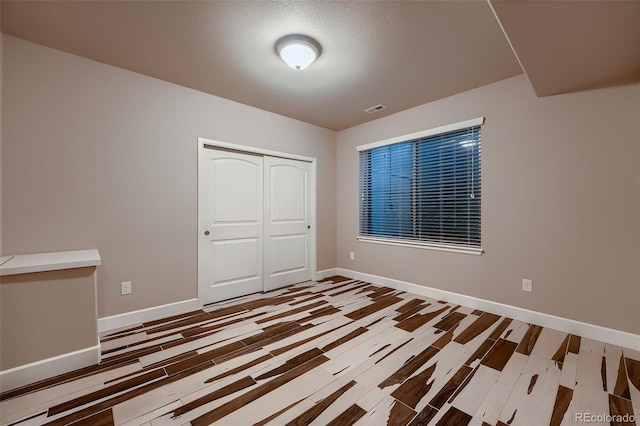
[359,124,481,249]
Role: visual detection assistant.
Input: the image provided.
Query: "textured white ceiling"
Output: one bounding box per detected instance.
[1,1,637,131]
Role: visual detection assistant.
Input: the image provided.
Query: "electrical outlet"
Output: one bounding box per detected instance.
[349,252,355,261]
[522,279,532,293]
[121,281,132,295]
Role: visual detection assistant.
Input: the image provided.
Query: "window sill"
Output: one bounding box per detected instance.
[357,236,484,256]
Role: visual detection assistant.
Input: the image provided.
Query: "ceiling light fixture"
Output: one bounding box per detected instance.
[275,34,322,70]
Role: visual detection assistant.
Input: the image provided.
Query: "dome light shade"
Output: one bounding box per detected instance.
[275,34,322,70]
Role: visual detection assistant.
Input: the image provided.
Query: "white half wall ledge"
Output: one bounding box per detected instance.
[0,345,100,393]
[98,298,200,334]
[0,249,101,276]
[336,268,640,352]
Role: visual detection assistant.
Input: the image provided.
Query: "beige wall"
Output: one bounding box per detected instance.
[1,267,97,369]
[337,75,640,334]
[2,36,337,317]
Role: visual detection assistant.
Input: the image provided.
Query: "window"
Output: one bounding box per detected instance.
[358,118,483,254]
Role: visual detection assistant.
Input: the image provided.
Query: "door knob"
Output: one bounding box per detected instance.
[307,225,311,230]
[204,230,210,236]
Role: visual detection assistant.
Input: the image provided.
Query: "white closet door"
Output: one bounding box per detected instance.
[263,156,312,291]
[198,148,263,304]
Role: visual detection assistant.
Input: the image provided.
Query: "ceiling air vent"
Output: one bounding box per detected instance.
[364,104,386,114]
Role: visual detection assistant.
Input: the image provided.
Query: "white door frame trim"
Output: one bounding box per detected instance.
[197,137,318,307]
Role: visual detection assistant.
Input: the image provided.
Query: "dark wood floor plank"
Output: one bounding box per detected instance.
[297,306,341,324]
[324,281,367,296]
[289,293,324,306]
[602,356,609,392]
[626,357,640,391]
[242,322,303,346]
[345,295,403,321]
[567,334,581,354]
[551,335,570,364]
[391,363,437,408]
[163,341,246,376]
[487,317,512,340]
[375,337,414,365]
[515,325,543,355]
[388,399,417,426]
[609,394,635,425]
[432,326,458,349]
[380,346,440,389]
[326,404,367,426]
[447,365,478,404]
[70,408,114,426]
[254,348,324,381]
[368,287,398,300]
[428,365,473,409]
[396,298,426,313]
[396,306,450,333]
[318,275,352,283]
[465,338,495,367]
[409,405,438,426]
[321,327,368,352]
[435,406,472,425]
[394,304,430,322]
[205,354,273,384]
[549,385,573,426]
[481,338,518,372]
[433,312,466,331]
[408,404,439,426]
[239,293,311,311]
[286,381,357,426]
[613,354,631,399]
[284,285,313,294]
[454,313,501,344]
[171,375,257,418]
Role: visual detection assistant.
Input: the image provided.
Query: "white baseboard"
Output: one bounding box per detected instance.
[0,345,100,393]
[314,268,338,281]
[337,268,640,351]
[98,298,200,334]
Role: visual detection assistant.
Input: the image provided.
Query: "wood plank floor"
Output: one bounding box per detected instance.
[1,276,638,425]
